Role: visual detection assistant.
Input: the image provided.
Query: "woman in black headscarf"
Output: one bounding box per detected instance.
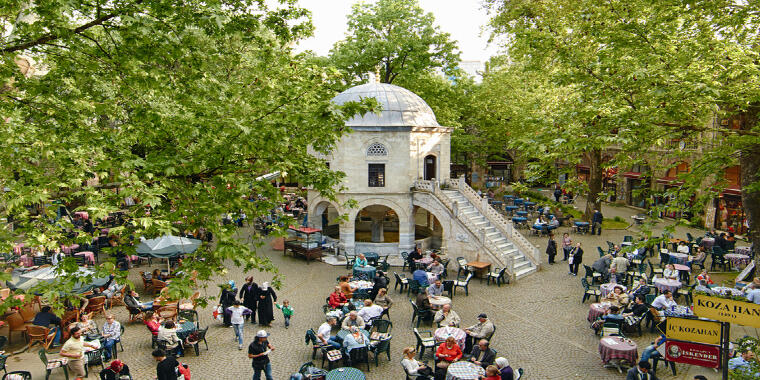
[256,282,277,326]
[239,276,259,324]
[218,280,237,327]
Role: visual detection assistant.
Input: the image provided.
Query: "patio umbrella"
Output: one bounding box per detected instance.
[8,267,108,293]
[136,235,201,270]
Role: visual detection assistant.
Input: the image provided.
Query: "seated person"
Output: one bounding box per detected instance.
[690,247,707,266]
[628,278,650,299]
[495,357,514,380]
[746,286,760,305]
[413,269,429,287]
[102,280,125,299]
[592,255,612,282]
[124,290,152,312]
[328,286,349,311]
[610,255,628,281]
[433,304,461,327]
[592,306,623,333]
[435,336,462,373]
[427,279,444,297]
[695,279,714,296]
[151,269,166,282]
[468,339,496,369]
[99,359,131,380]
[340,311,366,330]
[357,299,383,324]
[373,288,393,311]
[415,291,432,319]
[651,290,677,310]
[662,264,679,280]
[623,295,649,318]
[401,346,434,379]
[482,366,501,380]
[144,311,161,336]
[33,306,62,345]
[549,216,560,228]
[641,335,666,362]
[407,246,423,273]
[316,317,341,349]
[338,276,356,299]
[602,285,629,308]
[426,259,444,278]
[353,253,368,268]
[676,241,690,254]
[157,320,183,356]
[342,326,369,354]
[464,314,494,353]
[695,269,713,285]
[78,313,99,338]
[101,314,121,361]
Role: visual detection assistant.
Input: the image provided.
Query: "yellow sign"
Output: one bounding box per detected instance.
[665,317,721,345]
[693,294,760,328]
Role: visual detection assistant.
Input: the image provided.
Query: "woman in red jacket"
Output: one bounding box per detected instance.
[435,336,462,371]
[328,286,349,310]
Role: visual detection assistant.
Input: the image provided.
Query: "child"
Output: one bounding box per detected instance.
[227,300,252,350]
[481,365,500,380]
[274,299,294,328]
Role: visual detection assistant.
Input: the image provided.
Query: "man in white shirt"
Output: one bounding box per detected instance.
[316,317,340,349]
[676,242,690,254]
[433,304,461,327]
[357,300,383,324]
[651,290,677,310]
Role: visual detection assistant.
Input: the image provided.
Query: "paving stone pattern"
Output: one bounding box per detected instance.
[7,197,751,379]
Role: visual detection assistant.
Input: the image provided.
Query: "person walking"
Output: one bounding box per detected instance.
[239,276,259,324]
[152,349,180,380]
[553,185,562,203]
[59,326,98,379]
[228,300,252,350]
[561,233,572,261]
[591,209,604,235]
[248,330,275,380]
[257,282,277,326]
[568,242,584,276]
[546,233,557,264]
[219,280,237,327]
[274,300,294,328]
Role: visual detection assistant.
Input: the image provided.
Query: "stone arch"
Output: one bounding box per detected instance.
[349,197,410,227]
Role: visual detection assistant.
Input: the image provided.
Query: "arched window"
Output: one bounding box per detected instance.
[366,143,388,157]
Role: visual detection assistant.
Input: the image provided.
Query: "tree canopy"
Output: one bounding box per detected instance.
[0,0,372,312]
[329,0,460,84]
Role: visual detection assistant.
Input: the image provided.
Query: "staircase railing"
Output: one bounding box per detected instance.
[413,180,513,277]
[446,177,541,269]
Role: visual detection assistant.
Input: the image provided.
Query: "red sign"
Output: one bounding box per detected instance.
[665,340,721,368]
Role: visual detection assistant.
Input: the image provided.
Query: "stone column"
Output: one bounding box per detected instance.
[340,220,355,255]
[367,210,386,243]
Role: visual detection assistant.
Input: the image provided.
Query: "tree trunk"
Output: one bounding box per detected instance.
[739,106,760,269]
[584,148,603,221]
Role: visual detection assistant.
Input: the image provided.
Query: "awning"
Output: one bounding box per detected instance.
[288,226,321,234]
[656,177,683,185]
[623,172,642,179]
[723,187,742,196]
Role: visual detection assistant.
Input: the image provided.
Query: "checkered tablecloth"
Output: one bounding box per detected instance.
[434,327,466,348]
[445,361,485,380]
[653,278,682,293]
[326,367,365,380]
[701,238,714,249]
[735,246,752,256]
[588,303,610,323]
[726,253,751,267]
[598,336,638,365]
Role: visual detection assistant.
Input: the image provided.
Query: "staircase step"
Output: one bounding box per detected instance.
[513,260,532,270]
[516,266,537,279]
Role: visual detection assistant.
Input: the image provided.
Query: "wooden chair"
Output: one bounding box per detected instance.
[156,305,177,321]
[140,272,153,294]
[19,304,36,323]
[83,296,107,318]
[125,306,145,324]
[4,312,28,344]
[26,325,55,350]
[108,287,127,309]
[151,279,167,295]
[179,292,200,311]
[0,289,9,300]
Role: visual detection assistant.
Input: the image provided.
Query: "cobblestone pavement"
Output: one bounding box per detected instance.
[6,196,755,379]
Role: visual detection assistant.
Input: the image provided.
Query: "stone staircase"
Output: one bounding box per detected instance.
[441,189,537,279]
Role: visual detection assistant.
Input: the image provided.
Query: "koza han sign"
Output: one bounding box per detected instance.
[693,294,760,328]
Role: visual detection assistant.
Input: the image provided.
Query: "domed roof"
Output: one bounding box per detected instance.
[332,83,440,129]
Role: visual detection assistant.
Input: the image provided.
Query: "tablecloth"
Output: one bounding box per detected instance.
[352,266,376,281]
[598,336,638,365]
[711,286,744,297]
[735,246,752,256]
[434,326,466,348]
[18,255,33,267]
[75,251,95,264]
[429,296,451,307]
[588,303,610,323]
[667,252,689,264]
[600,283,627,298]
[336,328,369,341]
[673,264,690,272]
[426,272,438,284]
[176,321,197,341]
[415,257,434,266]
[326,367,366,380]
[445,361,485,380]
[61,244,80,254]
[701,237,714,249]
[663,305,693,318]
[74,211,89,220]
[725,253,751,267]
[653,278,682,293]
[348,280,374,290]
[362,252,379,264]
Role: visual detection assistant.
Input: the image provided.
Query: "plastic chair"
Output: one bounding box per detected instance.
[597,247,605,257]
[442,280,454,298]
[487,267,508,286]
[401,252,410,272]
[413,328,436,359]
[581,278,601,303]
[346,346,370,372]
[583,265,602,284]
[453,272,473,296]
[515,368,524,380]
[3,372,32,380]
[456,257,469,278]
[371,319,393,335]
[370,336,392,366]
[394,272,409,293]
[192,326,209,356]
[409,300,432,328]
[38,349,68,380]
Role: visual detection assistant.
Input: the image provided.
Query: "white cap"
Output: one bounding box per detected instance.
[256,330,269,338]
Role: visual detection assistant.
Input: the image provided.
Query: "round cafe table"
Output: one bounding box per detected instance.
[434,326,466,348]
[701,237,715,249]
[588,303,610,323]
[352,265,376,281]
[725,253,751,268]
[415,257,434,267]
[445,361,485,380]
[429,295,452,307]
[653,278,682,293]
[175,320,197,341]
[362,252,379,265]
[326,367,365,380]
[599,336,638,367]
[667,252,689,264]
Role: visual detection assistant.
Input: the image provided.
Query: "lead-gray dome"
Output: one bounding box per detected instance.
[332,83,439,128]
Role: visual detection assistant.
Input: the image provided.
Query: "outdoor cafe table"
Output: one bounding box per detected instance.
[668,251,689,265]
[512,217,527,225]
[600,283,627,298]
[735,246,752,256]
[176,320,197,341]
[75,251,95,265]
[504,205,519,214]
[446,361,485,380]
[711,286,745,297]
[336,328,370,342]
[725,253,751,268]
[415,257,434,267]
[326,367,365,380]
[588,303,611,322]
[434,326,466,348]
[662,305,694,318]
[429,295,452,308]
[515,210,528,217]
[362,252,379,266]
[352,265,376,281]
[653,278,682,293]
[701,237,715,249]
[467,261,491,279]
[574,221,590,233]
[673,264,691,282]
[599,336,638,368]
[426,272,438,284]
[348,280,373,290]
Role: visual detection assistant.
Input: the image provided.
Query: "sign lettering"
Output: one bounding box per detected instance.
[665,317,721,345]
[693,294,760,328]
[665,340,721,368]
